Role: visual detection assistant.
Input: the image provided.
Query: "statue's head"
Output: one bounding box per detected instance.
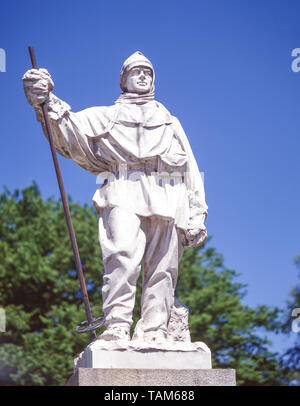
[120,51,154,94]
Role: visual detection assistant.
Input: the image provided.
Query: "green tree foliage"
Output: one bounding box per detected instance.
[0,183,103,385]
[279,256,300,385]
[176,246,282,385]
[0,184,282,385]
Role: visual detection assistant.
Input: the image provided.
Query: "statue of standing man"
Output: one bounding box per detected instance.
[23,51,208,343]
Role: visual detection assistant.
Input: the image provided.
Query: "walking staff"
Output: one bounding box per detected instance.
[27,46,103,340]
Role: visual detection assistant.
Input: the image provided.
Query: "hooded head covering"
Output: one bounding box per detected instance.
[120,51,155,92]
[115,51,155,104]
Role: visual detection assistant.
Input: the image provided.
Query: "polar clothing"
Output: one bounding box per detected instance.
[119,51,155,93]
[36,94,207,234]
[99,206,184,333]
[34,89,207,335]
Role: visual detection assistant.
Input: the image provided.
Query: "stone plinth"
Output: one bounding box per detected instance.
[67,367,236,386]
[67,339,236,386]
[74,339,212,370]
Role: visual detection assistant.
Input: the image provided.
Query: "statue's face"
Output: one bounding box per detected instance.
[125,66,153,94]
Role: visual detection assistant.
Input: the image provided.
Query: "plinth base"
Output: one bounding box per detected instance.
[67,367,236,386]
[68,339,235,386]
[74,339,212,370]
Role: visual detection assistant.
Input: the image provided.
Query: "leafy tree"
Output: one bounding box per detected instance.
[0,184,283,385]
[0,183,103,385]
[176,246,282,385]
[279,256,300,385]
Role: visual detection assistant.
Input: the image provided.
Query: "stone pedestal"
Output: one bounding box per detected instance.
[66,339,236,386]
[67,367,236,386]
[73,339,212,370]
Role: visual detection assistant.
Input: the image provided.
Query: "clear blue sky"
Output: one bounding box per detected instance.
[0,0,300,354]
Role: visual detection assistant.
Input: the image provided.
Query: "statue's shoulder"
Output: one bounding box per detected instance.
[74,105,118,138]
[154,101,178,124]
[78,104,117,120]
[155,101,181,122]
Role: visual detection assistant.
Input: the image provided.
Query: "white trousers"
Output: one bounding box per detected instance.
[98,206,184,336]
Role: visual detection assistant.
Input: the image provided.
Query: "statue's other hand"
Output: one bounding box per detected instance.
[184,227,207,248]
[22,68,54,106]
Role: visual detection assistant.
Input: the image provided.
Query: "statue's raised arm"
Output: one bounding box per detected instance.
[23,68,109,174]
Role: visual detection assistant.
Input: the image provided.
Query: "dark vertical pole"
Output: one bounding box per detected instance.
[28,46,97,341]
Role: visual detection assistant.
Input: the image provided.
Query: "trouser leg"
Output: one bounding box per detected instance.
[141,217,184,337]
[98,206,146,328]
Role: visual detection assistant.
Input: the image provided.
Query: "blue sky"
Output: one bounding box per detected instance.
[0,0,300,354]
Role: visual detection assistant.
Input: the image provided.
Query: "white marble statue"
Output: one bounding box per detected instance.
[23,51,208,343]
